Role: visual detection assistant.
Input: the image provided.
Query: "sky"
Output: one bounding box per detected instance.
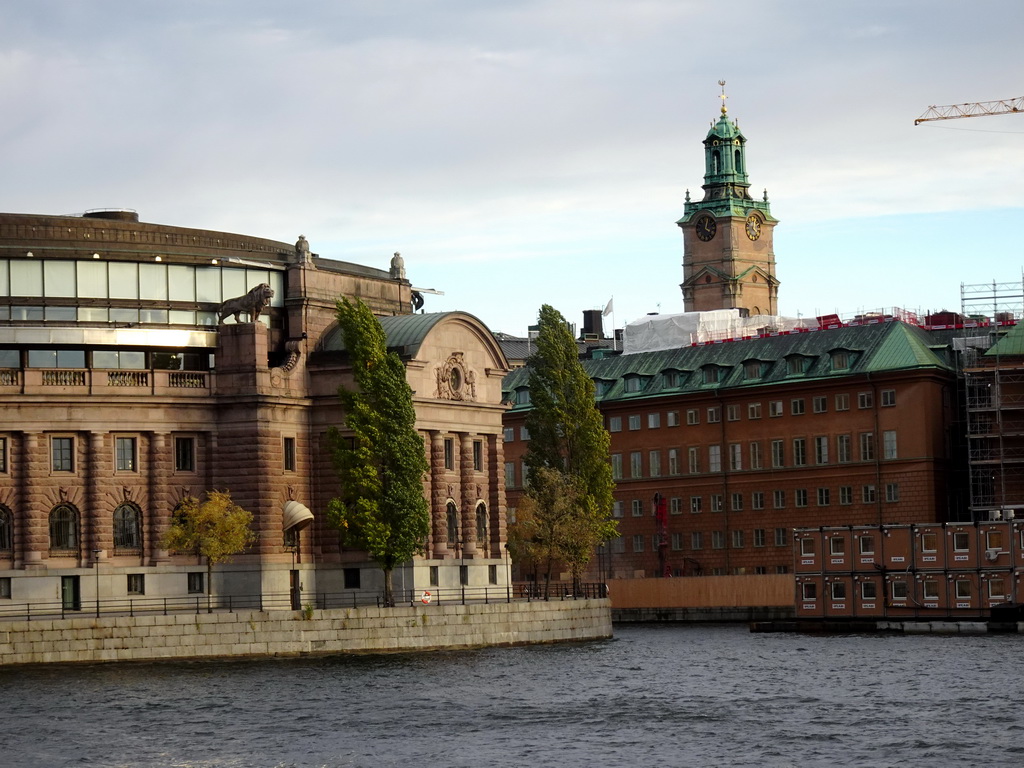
[1,1,1022,335]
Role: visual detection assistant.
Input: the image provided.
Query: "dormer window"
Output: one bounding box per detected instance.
[830,350,851,371]
[743,360,768,380]
[594,379,612,396]
[662,369,685,388]
[702,365,724,385]
[515,387,531,405]
[786,355,811,375]
[624,375,647,393]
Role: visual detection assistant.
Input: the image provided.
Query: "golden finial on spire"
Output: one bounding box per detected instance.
[718,79,728,114]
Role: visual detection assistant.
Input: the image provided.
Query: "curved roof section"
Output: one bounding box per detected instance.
[320,311,508,367]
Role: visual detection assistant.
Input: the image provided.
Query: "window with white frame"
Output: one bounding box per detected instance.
[858,391,873,409]
[769,400,783,417]
[612,500,623,518]
[791,398,806,415]
[881,389,896,407]
[859,432,874,461]
[795,489,808,507]
[885,483,900,502]
[707,406,721,424]
[611,454,623,480]
[668,449,679,475]
[773,490,785,509]
[861,581,877,599]
[753,528,766,547]
[862,485,876,503]
[837,434,852,463]
[648,412,660,429]
[955,580,971,600]
[691,531,703,550]
[891,581,908,600]
[812,396,827,414]
[649,451,661,477]
[669,497,683,515]
[686,409,699,425]
[835,393,850,411]
[519,425,530,441]
[708,445,722,473]
[628,414,641,431]
[859,535,874,555]
[920,531,937,552]
[771,440,784,468]
[710,494,723,513]
[793,438,807,466]
[51,436,74,473]
[817,488,831,507]
[831,582,847,600]
[883,430,897,460]
[732,530,744,548]
[801,582,817,600]
[671,532,682,551]
[712,531,725,549]
[989,578,1006,600]
[750,441,763,469]
[631,499,643,517]
[751,491,764,510]
[953,531,970,551]
[829,537,845,555]
[667,411,680,427]
[815,436,829,465]
[688,447,700,474]
[839,486,853,505]
[775,528,788,546]
[729,443,742,471]
[731,493,743,511]
[608,416,622,432]
[630,451,642,478]
[632,535,644,553]
[800,538,815,556]
[727,404,740,421]
[748,402,762,419]
[690,496,702,514]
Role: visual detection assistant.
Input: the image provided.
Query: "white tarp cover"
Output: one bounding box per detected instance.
[622,310,813,354]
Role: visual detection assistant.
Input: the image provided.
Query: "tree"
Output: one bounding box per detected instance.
[327,297,430,607]
[160,490,257,612]
[519,304,617,593]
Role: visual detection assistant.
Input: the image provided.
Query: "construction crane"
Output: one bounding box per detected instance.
[915,97,1024,125]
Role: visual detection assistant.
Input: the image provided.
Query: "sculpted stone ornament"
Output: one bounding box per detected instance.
[295,235,313,265]
[435,352,476,401]
[218,283,274,324]
[389,251,406,280]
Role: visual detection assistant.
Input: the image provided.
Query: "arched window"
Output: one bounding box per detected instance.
[446,501,459,548]
[0,505,12,553]
[712,150,720,174]
[476,503,488,547]
[113,503,142,553]
[735,149,742,172]
[49,504,79,554]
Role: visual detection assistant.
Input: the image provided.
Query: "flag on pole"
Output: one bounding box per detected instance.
[602,298,614,317]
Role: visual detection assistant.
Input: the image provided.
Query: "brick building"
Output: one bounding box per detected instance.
[502,319,963,580]
[0,209,510,610]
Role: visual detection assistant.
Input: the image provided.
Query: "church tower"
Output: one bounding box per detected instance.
[677,83,779,315]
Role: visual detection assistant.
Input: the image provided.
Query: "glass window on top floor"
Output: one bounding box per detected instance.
[27,349,85,368]
[0,350,18,368]
[151,351,208,371]
[92,350,146,369]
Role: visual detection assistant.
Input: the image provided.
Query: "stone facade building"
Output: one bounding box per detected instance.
[0,209,509,611]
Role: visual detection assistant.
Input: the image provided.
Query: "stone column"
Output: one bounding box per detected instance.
[489,432,507,559]
[149,432,170,564]
[86,431,107,561]
[20,432,45,569]
[429,431,448,556]
[460,433,477,557]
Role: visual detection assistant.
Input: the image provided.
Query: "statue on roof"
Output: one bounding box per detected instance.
[295,235,312,265]
[390,251,406,280]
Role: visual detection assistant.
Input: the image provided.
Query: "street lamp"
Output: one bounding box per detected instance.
[92,548,102,618]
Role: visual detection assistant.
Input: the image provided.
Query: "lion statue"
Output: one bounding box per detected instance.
[218,283,275,324]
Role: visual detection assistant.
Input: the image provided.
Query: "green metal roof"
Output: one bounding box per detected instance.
[320,312,450,358]
[503,320,954,409]
[985,323,1024,357]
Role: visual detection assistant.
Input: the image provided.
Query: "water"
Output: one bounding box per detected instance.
[1,625,1022,767]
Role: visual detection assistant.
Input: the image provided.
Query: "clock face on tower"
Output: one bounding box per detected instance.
[695,216,717,242]
[745,214,762,241]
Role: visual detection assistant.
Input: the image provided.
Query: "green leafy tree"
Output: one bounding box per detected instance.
[160,490,257,612]
[520,304,617,593]
[327,297,430,607]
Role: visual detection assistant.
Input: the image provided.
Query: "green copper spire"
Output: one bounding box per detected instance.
[678,81,773,223]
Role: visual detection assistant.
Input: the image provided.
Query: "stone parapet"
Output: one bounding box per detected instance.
[0,599,611,666]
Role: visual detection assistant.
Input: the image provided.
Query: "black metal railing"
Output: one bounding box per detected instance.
[0,583,608,622]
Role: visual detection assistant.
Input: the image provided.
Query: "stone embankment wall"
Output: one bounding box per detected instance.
[0,600,611,666]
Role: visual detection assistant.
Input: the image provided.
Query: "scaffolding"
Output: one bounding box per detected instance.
[961,275,1024,520]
